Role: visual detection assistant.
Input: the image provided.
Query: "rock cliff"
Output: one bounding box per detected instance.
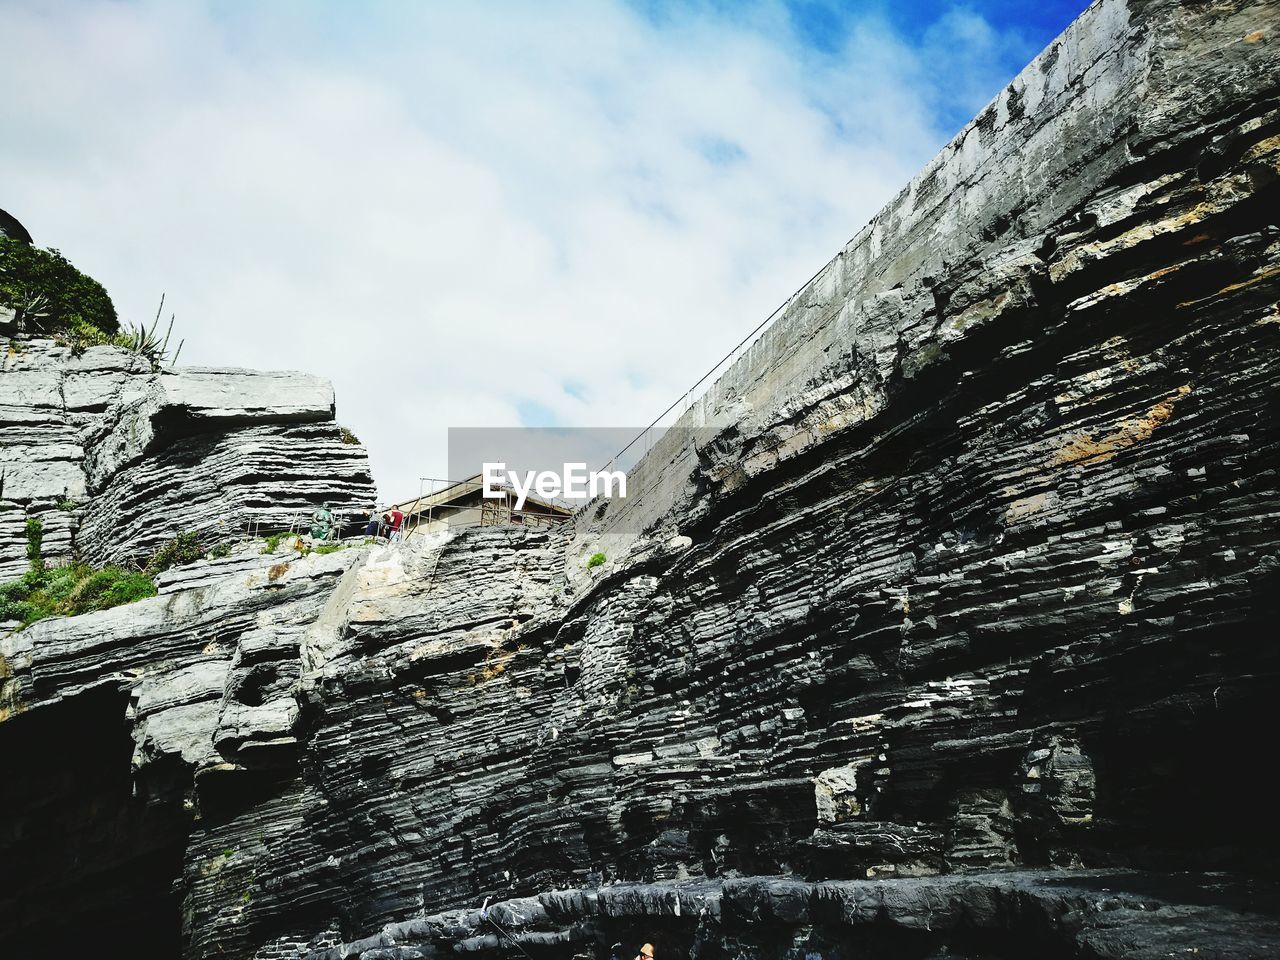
[0,341,375,574]
[3,0,1279,958]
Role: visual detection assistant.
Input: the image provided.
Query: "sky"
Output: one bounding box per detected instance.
[0,0,1088,500]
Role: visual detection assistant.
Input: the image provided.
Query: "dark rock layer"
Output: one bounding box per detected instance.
[310,872,1280,960]
[2,0,1280,958]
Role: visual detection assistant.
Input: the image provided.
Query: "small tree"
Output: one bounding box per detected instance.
[0,237,118,336]
[24,517,44,572]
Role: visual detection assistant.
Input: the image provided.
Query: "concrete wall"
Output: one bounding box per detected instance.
[578,0,1278,553]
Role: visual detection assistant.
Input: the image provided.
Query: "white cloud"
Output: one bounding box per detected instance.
[0,0,1046,499]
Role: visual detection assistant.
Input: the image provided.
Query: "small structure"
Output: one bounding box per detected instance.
[0,208,33,244]
[1,209,32,336]
[393,475,572,537]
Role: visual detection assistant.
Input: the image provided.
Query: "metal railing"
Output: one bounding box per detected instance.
[600,259,833,473]
[244,506,352,542]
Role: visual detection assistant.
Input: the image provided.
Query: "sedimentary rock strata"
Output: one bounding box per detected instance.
[2,0,1279,958]
[0,341,375,573]
[310,872,1280,960]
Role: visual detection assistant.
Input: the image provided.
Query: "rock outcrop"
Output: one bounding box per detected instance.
[308,872,1280,960]
[2,0,1279,958]
[0,341,376,574]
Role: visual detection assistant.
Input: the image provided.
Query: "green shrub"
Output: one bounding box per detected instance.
[0,563,156,628]
[0,237,118,336]
[146,531,204,574]
[56,320,116,356]
[0,574,37,621]
[102,571,158,607]
[56,497,78,511]
[261,532,291,555]
[587,552,606,569]
[13,589,58,625]
[25,516,43,571]
[42,564,85,602]
[0,576,35,604]
[69,568,119,606]
[206,543,232,560]
[338,426,360,445]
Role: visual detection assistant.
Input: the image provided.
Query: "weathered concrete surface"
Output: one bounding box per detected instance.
[584,0,1280,547]
[2,0,1279,959]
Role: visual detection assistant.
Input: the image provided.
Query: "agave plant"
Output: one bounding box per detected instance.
[1,289,52,333]
[119,294,184,371]
[15,292,52,326]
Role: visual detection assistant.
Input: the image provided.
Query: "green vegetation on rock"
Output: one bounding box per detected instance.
[24,517,43,571]
[0,562,157,629]
[145,531,205,575]
[261,531,368,558]
[0,517,170,629]
[0,236,118,337]
[262,532,295,555]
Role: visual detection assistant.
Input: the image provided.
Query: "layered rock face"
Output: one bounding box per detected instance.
[0,345,377,953]
[0,341,150,576]
[0,341,375,573]
[3,0,1280,958]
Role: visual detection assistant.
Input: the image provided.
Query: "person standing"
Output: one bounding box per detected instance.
[389,507,405,541]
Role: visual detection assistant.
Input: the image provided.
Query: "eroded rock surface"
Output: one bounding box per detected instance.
[308,872,1280,960]
[0,342,375,572]
[2,0,1279,958]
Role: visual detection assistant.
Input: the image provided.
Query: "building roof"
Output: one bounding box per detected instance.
[392,474,573,521]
